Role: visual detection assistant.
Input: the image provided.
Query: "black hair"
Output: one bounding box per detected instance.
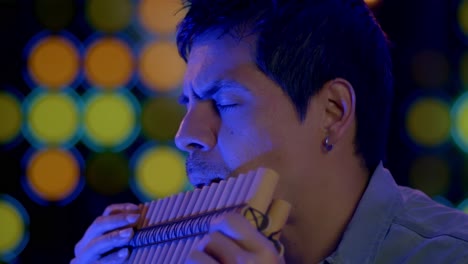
[176,0,393,172]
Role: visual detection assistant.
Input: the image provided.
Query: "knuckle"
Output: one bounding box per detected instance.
[104,203,121,212]
[109,228,132,242]
[105,230,121,242]
[94,215,105,225]
[103,203,137,216]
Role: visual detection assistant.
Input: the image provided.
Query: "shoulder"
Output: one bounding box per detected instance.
[377,186,468,263]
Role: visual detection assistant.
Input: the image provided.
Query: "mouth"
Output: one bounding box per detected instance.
[193,177,223,189]
[188,170,225,188]
[185,155,231,188]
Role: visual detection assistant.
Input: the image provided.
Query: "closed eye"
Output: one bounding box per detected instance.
[215,103,238,112]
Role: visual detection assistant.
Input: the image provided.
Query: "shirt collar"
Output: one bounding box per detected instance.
[325,162,403,264]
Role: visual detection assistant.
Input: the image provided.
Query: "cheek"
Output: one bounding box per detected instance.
[217,115,276,169]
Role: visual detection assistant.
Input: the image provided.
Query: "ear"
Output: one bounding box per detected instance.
[321,78,356,145]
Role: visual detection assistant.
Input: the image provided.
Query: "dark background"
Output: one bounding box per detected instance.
[0,0,467,263]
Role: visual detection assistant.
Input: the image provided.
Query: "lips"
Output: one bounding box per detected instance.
[187,171,214,188]
[191,176,223,189]
[185,156,230,188]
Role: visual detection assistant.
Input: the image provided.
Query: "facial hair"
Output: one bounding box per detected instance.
[185,153,232,188]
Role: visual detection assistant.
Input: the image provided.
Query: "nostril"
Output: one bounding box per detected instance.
[187,142,204,150]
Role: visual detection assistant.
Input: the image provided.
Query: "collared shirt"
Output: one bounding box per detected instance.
[321,162,468,264]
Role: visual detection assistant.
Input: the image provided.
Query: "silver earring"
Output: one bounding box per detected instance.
[323,136,333,152]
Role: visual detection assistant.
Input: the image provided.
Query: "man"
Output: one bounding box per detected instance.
[71,0,468,263]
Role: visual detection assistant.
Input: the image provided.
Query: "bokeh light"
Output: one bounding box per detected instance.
[82,89,140,151]
[409,156,451,197]
[0,91,22,145]
[85,0,133,33]
[35,0,76,31]
[84,36,135,89]
[458,199,468,215]
[23,90,81,148]
[138,41,186,94]
[364,0,382,8]
[137,0,187,35]
[405,96,451,148]
[458,0,468,40]
[86,152,130,195]
[131,144,188,201]
[452,91,468,153]
[22,148,83,205]
[26,33,81,90]
[0,195,29,262]
[141,97,185,141]
[412,50,450,88]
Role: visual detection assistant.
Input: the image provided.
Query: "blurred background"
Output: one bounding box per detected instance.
[0,0,467,263]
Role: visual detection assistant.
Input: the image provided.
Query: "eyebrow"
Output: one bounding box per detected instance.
[178,80,250,105]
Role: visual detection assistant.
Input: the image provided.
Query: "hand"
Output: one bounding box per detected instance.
[71,203,140,264]
[186,212,285,264]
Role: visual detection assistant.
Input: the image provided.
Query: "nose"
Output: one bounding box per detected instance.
[175,106,217,153]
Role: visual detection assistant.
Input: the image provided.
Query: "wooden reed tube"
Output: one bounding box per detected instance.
[126,168,290,263]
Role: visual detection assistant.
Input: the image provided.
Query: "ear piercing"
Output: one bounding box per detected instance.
[323,136,333,152]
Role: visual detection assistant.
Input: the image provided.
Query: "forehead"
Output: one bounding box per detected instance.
[183,33,257,90]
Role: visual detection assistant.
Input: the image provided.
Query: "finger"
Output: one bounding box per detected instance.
[211,213,275,253]
[186,249,218,264]
[103,203,140,216]
[78,228,134,264]
[75,213,139,255]
[197,231,243,263]
[76,212,136,256]
[95,248,129,264]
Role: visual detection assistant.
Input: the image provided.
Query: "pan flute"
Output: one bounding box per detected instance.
[126,168,290,264]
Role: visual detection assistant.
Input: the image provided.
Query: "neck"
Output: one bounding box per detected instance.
[280,156,369,263]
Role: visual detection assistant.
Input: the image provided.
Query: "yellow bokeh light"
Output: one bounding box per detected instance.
[27,148,81,201]
[84,37,135,89]
[138,0,187,35]
[452,92,468,153]
[406,97,451,147]
[409,156,450,197]
[0,92,22,144]
[83,91,138,148]
[458,199,468,215]
[0,200,25,254]
[139,41,186,93]
[28,36,80,89]
[86,0,133,33]
[135,146,187,199]
[26,91,80,146]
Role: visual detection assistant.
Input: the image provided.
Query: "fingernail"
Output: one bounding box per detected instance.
[119,228,132,238]
[118,248,128,258]
[126,214,139,223]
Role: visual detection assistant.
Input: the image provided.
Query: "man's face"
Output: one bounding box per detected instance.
[175,33,325,198]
